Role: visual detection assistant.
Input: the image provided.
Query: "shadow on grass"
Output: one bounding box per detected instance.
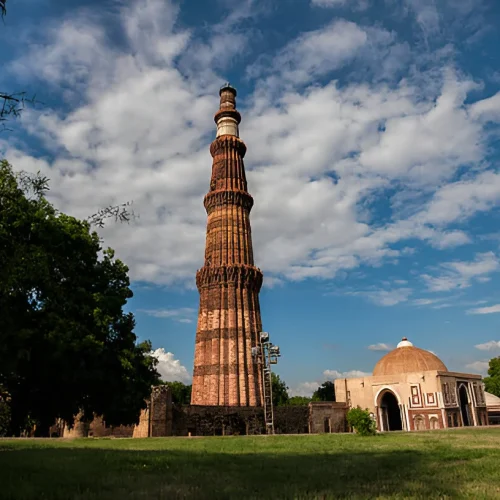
[0,444,495,499]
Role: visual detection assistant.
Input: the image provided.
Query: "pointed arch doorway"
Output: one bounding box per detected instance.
[379,390,403,431]
[458,384,471,426]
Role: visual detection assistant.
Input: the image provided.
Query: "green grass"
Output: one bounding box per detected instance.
[1,428,500,499]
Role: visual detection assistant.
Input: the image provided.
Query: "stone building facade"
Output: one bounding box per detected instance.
[335,338,489,431]
[191,84,264,407]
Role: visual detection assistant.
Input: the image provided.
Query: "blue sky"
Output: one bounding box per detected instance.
[2,0,500,395]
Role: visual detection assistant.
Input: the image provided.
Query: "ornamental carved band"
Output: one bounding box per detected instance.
[196,265,263,291]
[203,190,254,215]
[191,85,264,407]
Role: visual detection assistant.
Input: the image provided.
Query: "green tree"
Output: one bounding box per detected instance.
[0,160,159,436]
[484,357,500,398]
[271,373,289,407]
[163,381,192,404]
[288,396,311,406]
[347,407,376,436]
[312,381,336,402]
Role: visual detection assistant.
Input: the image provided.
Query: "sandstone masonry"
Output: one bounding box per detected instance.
[191,84,264,406]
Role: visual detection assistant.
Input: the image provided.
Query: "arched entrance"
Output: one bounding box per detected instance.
[379,391,403,431]
[458,384,471,426]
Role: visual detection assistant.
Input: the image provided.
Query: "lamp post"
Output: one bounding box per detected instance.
[252,332,281,434]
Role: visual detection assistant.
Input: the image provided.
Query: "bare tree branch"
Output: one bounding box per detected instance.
[8,166,137,228]
[0,92,40,131]
[87,201,137,228]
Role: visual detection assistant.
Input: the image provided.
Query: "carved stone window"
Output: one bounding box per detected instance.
[473,383,485,406]
[442,382,457,406]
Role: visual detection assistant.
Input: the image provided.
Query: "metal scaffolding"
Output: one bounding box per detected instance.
[252,332,281,434]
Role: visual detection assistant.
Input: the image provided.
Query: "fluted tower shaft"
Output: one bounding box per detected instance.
[191,84,263,406]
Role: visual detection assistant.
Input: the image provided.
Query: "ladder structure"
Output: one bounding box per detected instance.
[252,332,281,435]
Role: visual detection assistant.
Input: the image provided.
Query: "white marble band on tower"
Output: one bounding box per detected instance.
[216,116,239,137]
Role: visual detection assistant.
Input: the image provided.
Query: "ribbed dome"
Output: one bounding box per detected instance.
[485,392,500,408]
[373,337,448,376]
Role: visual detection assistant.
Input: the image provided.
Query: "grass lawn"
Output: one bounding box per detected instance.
[1,428,500,499]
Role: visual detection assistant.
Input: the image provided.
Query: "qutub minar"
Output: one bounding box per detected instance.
[191,84,264,407]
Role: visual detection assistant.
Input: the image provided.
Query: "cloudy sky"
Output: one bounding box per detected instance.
[2,0,500,396]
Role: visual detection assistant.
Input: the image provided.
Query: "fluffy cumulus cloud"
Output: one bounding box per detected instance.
[421,252,500,292]
[465,361,490,375]
[2,0,500,293]
[474,341,500,351]
[150,348,191,383]
[291,368,370,396]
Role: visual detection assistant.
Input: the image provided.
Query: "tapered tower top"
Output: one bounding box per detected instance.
[219,82,237,96]
[215,82,241,137]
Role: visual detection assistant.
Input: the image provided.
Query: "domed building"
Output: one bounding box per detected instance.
[334,338,489,432]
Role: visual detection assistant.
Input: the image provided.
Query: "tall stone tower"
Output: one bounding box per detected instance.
[191,84,263,407]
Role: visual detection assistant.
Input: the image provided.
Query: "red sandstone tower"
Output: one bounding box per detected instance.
[191,84,264,406]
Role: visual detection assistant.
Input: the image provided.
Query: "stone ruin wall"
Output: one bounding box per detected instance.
[62,385,172,438]
[60,384,347,438]
[308,402,348,434]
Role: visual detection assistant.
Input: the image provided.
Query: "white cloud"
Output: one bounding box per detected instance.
[311,0,369,10]
[465,361,489,375]
[469,91,500,123]
[290,368,370,397]
[412,298,440,306]
[290,381,321,398]
[249,19,369,86]
[3,0,500,289]
[137,308,196,323]
[404,0,441,36]
[422,252,499,292]
[367,343,393,351]
[474,341,500,351]
[323,369,371,379]
[150,348,191,383]
[416,171,500,227]
[346,288,412,306]
[468,304,500,315]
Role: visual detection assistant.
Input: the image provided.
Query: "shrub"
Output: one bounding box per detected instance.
[0,398,11,437]
[347,406,376,436]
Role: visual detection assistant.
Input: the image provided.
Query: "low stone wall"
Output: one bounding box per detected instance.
[172,405,264,436]
[275,406,310,434]
[61,388,348,438]
[172,404,334,436]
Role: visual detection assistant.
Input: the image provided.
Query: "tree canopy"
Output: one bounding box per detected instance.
[312,381,336,402]
[288,396,311,406]
[0,161,159,436]
[271,373,289,407]
[484,357,500,398]
[162,381,192,405]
